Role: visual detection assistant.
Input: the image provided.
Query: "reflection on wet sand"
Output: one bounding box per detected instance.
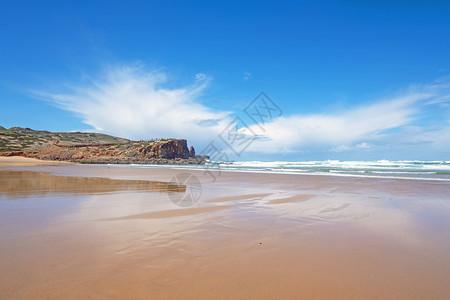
[0,161,450,299]
[107,204,233,220]
[0,169,185,198]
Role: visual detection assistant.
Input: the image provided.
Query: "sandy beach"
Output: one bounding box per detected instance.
[1,157,450,299]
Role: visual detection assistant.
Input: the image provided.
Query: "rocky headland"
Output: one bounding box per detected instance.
[0,126,207,164]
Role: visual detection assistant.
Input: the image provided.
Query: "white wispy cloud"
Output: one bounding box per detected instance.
[331,142,371,153]
[245,92,433,154]
[36,64,450,158]
[36,64,231,146]
[243,71,251,81]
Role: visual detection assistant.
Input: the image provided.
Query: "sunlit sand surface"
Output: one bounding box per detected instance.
[1,158,450,299]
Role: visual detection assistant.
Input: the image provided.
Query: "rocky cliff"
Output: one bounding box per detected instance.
[0,127,207,164]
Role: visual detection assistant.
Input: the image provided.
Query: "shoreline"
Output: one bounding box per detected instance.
[2,157,449,208]
[3,156,449,183]
[1,157,450,299]
[118,163,450,182]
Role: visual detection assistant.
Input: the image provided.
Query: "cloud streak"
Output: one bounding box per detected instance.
[245,92,432,154]
[37,64,231,146]
[36,64,450,159]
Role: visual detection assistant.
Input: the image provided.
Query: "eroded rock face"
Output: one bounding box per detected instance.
[0,151,26,157]
[140,140,190,159]
[160,139,190,159]
[189,146,195,157]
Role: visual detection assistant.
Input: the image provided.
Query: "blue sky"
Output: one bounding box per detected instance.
[1,0,450,160]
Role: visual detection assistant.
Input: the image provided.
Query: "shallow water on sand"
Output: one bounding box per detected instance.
[0,165,450,299]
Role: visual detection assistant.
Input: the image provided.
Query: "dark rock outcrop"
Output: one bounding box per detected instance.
[139,139,190,159]
[189,146,195,157]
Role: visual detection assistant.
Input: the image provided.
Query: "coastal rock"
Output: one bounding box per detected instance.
[189,146,195,157]
[0,151,26,157]
[0,126,206,165]
[140,139,190,159]
[158,139,190,159]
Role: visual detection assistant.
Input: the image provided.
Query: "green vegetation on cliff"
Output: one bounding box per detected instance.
[0,127,129,152]
[0,126,204,164]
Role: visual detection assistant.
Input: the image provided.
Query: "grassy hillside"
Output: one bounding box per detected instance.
[0,126,130,152]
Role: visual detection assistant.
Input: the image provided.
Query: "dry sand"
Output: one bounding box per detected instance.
[0,157,450,299]
[0,156,70,167]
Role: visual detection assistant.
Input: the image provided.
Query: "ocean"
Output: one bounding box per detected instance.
[128,160,450,181]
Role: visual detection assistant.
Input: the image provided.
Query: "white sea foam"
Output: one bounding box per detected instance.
[109,160,450,181]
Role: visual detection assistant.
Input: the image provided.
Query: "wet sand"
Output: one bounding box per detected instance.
[1,157,450,299]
